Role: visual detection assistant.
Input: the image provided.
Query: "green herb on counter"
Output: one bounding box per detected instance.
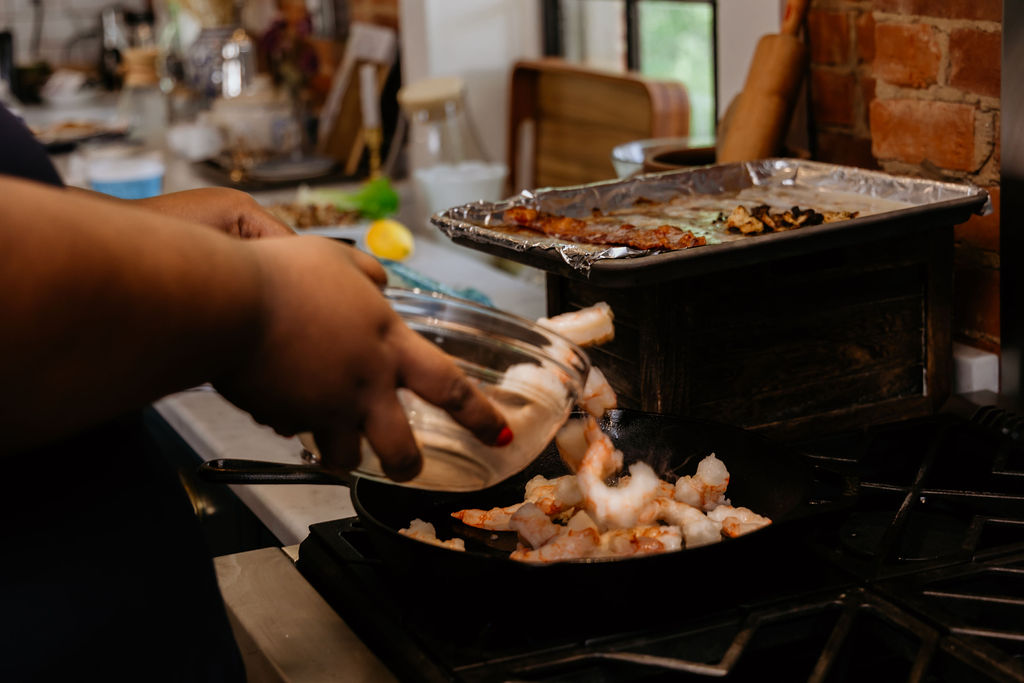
[297,177,399,220]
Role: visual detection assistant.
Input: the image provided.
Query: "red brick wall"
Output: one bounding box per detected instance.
[806,0,1002,353]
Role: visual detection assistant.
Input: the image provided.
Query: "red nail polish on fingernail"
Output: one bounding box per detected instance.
[494,426,514,447]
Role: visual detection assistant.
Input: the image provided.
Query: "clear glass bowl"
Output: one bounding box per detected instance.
[610,136,715,177]
[611,136,694,177]
[353,287,589,491]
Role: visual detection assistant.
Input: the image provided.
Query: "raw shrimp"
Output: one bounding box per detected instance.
[597,525,684,557]
[509,527,601,563]
[570,416,661,529]
[523,474,553,499]
[580,366,617,418]
[576,416,624,479]
[565,509,599,533]
[509,502,560,549]
[655,479,676,499]
[453,474,583,532]
[674,453,731,511]
[410,400,775,562]
[644,497,723,548]
[628,478,676,512]
[523,474,583,517]
[538,302,618,419]
[707,505,772,538]
[499,362,570,410]
[555,417,590,473]
[398,519,466,551]
[579,461,662,531]
[537,302,615,347]
[451,502,525,531]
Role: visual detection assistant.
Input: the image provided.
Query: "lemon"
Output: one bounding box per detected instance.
[365,218,414,261]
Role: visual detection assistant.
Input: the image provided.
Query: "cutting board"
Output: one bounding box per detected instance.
[715,0,811,162]
[507,58,693,191]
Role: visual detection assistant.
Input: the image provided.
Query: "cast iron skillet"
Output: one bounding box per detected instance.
[200,409,856,590]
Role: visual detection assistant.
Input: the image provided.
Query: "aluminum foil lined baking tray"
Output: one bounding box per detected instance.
[432,159,990,287]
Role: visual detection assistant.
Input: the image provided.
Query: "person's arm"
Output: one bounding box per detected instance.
[0,175,509,480]
[67,186,296,238]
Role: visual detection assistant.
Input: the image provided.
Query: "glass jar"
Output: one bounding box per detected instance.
[397,76,508,222]
[219,28,255,99]
[117,46,167,149]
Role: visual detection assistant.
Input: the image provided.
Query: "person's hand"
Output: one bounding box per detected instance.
[211,237,511,481]
[135,187,296,238]
[133,188,393,282]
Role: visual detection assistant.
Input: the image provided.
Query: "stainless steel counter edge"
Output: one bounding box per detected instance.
[154,390,357,547]
[214,546,397,683]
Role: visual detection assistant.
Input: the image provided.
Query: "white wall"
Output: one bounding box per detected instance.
[715,0,782,119]
[561,0,623,73]
[400,0,782,163]
[398,0,542,166]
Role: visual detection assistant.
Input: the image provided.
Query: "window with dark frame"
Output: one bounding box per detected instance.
[541,0,718,142]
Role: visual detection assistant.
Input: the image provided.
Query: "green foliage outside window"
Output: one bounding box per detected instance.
[637,2,716,142]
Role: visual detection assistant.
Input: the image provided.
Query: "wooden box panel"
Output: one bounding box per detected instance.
[546,228,953,442]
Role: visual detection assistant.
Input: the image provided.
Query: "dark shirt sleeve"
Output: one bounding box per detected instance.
[0,105,244,680]
[0,104,63,186]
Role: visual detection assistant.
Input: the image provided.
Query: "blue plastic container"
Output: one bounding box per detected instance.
[88,157,165,199]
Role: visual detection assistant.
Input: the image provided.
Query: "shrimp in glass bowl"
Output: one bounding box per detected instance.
[399,299,776,563]
[330,288,590,492]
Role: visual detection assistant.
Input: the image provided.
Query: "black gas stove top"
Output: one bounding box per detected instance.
[297,405,1024,682]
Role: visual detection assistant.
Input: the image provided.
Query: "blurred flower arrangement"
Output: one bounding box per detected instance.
[258,0,319,98]
[257,0,320,154]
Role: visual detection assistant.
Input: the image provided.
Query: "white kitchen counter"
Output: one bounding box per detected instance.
[214,546,396,683]
[156,389,352,546]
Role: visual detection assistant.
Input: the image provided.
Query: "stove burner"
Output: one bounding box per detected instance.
[840,509,971,562]
[972,405,1024,442]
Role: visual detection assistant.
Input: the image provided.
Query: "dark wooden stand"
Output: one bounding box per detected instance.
[546,227,953,442]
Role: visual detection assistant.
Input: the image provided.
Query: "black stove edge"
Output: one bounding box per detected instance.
[944,392,1004,419]
[296,523,455,683]
[942,392,1024,442]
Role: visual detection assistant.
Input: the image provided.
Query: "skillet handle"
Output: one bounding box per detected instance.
[197,459,354,487]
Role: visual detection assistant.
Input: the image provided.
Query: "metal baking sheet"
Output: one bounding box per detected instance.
[431,159,991,287]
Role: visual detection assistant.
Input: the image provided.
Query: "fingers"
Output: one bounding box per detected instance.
[395,326,511,448]
[239,209,297,239]
[345,245,387,286]
[313,423,363,473]
[304,237,386,286]
[313,396,422,482]
[361,391,423,481]
[130,188,297,239]
[232,190,295,239]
